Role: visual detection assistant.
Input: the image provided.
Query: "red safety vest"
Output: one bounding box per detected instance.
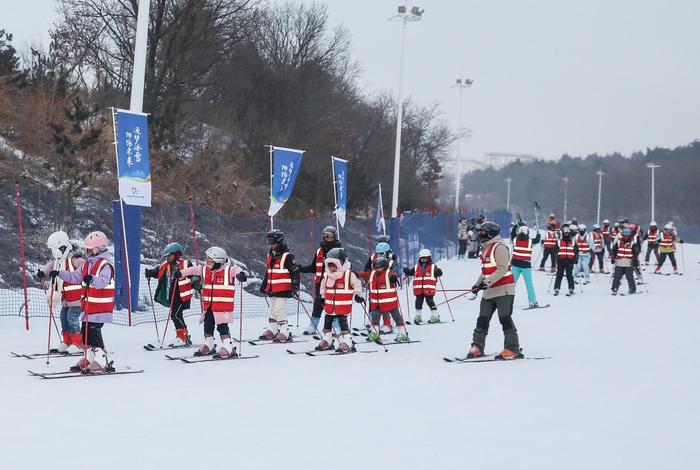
[480,243,514,288]
[264,252,292,294]
[576,234,590,254]
[80,259,115,315]
[323,270,354,316]
[592,231,603,250]
[557,239,575,259]
[368,269,399,313]
[158,259,194,302]
[511,238,533,262]
[62,257,82,302]
[601,226,611,239]
[659,232,675,250]
[616,240,633,259]
[647,228,658,245]
[314,248,324,283]
[413,263,437,296]
[612,227,619,237]
[201,265,235,313]
[543,230,557,248]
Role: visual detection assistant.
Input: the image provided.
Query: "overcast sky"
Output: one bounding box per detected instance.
[3,0,699,168]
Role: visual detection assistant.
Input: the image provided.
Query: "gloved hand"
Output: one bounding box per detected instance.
[402,267,412,276]
[471,283,487,292]
[191,276,202,293]
[354,294,365,304]
[679,239,684,244]
[144,268,157,279]
[82,274,93,284]
[236,271,247,282]
[37,269,46,280]
[49,270,60,280]
[434,268,443,277]
[172,269,182,279]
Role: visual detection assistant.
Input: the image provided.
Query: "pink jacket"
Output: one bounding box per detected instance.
[320,259,362,298]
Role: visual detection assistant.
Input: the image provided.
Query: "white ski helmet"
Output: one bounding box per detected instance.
[649,221,657,227]
[569,224,578,232]
[518,225,529,235]
[205,246,228,263]
[664,223,674,231]
[418,248,431,259]
[578,224,587,231]
[602,219,610,225]
[47,231,71,259]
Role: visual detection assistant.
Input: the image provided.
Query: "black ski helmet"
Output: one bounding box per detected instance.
[561,226,572,238]
[266,229,285,245]
[326,247,347,264]
[372,256,389,270]
[322,226,338,241]
[377,234,390,244]
[477,221,500,242]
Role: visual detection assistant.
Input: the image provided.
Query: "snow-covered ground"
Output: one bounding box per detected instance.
[1,244,698,470]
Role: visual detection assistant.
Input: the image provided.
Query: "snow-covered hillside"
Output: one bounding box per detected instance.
[1,245,697,470]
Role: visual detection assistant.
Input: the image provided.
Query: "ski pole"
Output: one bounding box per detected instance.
[360,301,388,353]
[403,276,412,323]
[82,277,91,365]
[296,296,300,333]
[546,268,556,293]
[435,289,476,307]
[438,277,455,322]
[39,277,62,338]
[680,243,686,274]
[159,274,179,348]
[46,275,57,364]
[296,297,324,337]
[146,278,160,342]
[238,280,244,357]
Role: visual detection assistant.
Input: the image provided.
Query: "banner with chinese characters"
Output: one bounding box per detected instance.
[114,109,152,207]
[268,146,304,218]
[332,156,348,228]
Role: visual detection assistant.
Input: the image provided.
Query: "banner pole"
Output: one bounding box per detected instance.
[268,144,274,230]
[331,157,340,240]
[15,182,29,331]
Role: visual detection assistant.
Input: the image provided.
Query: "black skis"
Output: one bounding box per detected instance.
[12,351,84,360]
[28,368,144,379]
[143,343,197,352]
[165,353,259,363]
[247,338,309,346]
[522,304,551,310]
[443,355,551,363]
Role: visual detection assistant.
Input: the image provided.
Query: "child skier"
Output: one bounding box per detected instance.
[466,221,521,360]
[589,224,606,273]
[359,257,409,343]
[553,226,578,296]
[259,229,300,342]
[178,246,248,358]
[510,225,541,308]
[368,241,403,333]
[53,231,115,372]
[37,231,85,353]
[402,248,443,323]
[145,242,195,346]
[643,222,660,266]
[610,228,639,295]
[573,224,594,284]
[539,222,558,272]
[655,223,683,274]
[316,248,363,352]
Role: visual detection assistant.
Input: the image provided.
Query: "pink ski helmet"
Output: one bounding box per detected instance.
[84,231,109,252]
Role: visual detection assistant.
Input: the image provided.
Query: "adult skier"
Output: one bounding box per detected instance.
[589,224,606,273]
[655,223,683,274]
[457,218,469,260]
[402,248,443,323]
[511,225,541,308]
[178,246,248,358]
[259,229,300,342]
[145,242,196,346]
[316,248,363,352]
[610,228,639,295]
[643,222,660,266]
[52,231,115,372]
[601,219,613,256]
[299,226,341,334]
[37,231,85,353]
[553,226,578,296]
[466,221,522,360]
[539,222,559,272]
[573,224,594,284]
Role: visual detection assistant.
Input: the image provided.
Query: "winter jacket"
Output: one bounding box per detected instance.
[319,259,362,314]
[473,236,515,299]
[180,262,243,324]
[458,222,469,240]
[611,239,639,268]
[510,233,541,269]
[59,251,114,324]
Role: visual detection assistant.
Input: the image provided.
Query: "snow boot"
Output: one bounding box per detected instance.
[216,337,236,358]
[428,312,440,324]
[497,348,523,360]
[413,311,423,324]
[196,336,215,356]
[466,344,483,359]
[172,328,191,347]
[87,347,109,372]
[275,321,290,343]
[611,289,618,296]
[336,333,353,353]
[367,329,380,342]
[303,316,320,335]
[316,331,333,350]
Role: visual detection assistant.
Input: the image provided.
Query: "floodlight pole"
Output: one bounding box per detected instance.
[563,176,569,221]
[453,77,472,211]
[595,170,604,225]
[647,163,660,223]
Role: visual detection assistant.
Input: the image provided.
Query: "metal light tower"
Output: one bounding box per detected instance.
[647,163,660,223]
[389,5,424,219]
[506,177,512,212]
[452,76,473,211]
[595,170,604,225]
[563,176,569,221]
[130,0,150,113]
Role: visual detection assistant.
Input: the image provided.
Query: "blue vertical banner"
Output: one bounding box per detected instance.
[268,146,304,218]
[332,156,348,228]
[114,109,151,207]
[113,201,141,315]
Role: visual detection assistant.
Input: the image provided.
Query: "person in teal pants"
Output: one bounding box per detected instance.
[510,225,541,308]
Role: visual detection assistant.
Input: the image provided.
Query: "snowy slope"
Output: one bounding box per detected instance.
[1,245,698,470]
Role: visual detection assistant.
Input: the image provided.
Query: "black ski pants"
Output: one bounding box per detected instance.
[323,314,349,332]
[472,295,519,353]
[612,266,635,293]
[554,259,575,290]
[81,321,104,349]
[540,247,557,269]
[415,295,437,311]
[645,244,659,264]
[312,282,324,319]
[657,252,677,269]
[589,251,605,271]
[458,239,467,256]
[172,303,187,330]
[203,309,230,337]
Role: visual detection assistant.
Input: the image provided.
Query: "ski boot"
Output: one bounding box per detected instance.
[195,336,215,356]
[380,324,393,334]
[215,337,236,359]
[336,334,354,353]
[86,347,109,373]
[70,349,92,372]
[56,331,71,353]
[394,328,409,343]
[367,329,380,343]
[260,319,279,340]
[568,288,575,296]
[172,328,192,347]
[67,332,83,354]
[553,289,560,296]
[275,321,290,343]
[496,348,523,360]
[528,301,539,308]
[611,288,618,296]
[316,331,334,351]
[466,344,483,359]
[413,312,423,324]
[427,313,440,324]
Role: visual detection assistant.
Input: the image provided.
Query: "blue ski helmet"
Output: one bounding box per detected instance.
[375,242,391,254]
[163,242,183,257]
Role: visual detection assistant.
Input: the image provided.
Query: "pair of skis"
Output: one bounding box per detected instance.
[12,351,83,360]
[443,354,551,363]
[286,348,379,357]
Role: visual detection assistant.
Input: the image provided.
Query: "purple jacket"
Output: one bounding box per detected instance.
[59,251,114,324]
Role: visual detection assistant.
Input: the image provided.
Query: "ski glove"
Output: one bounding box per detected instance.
[144,268,158,279]
[402,267,413,276]
[434,268,443,277]
[236,272,247,282]
[82,274,93,284]
[49,270,60,280]
[471,283,487,292]
[37,269,46,280]
[354,294,365,304]
[171,269,182,279]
